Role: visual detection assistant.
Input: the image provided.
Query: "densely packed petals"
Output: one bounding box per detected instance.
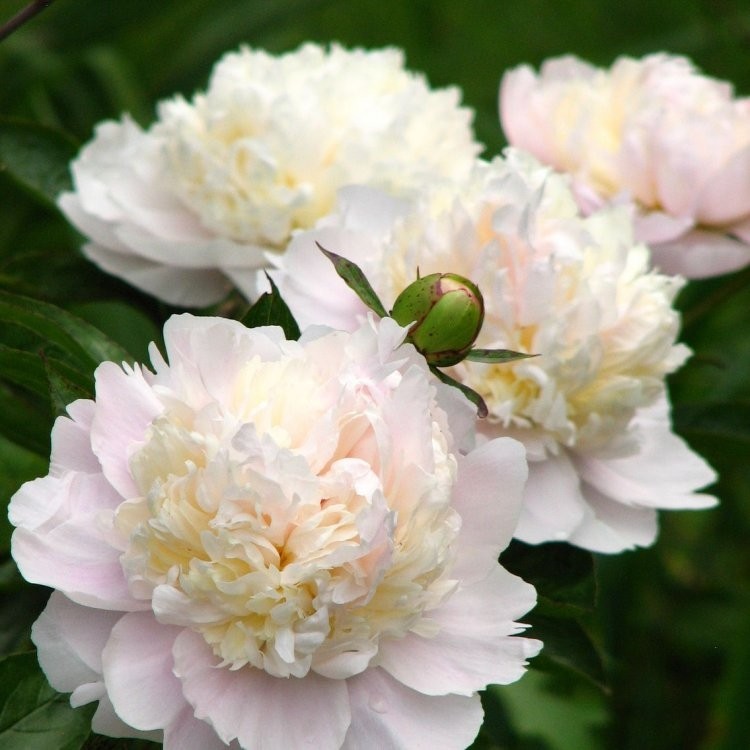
[10,314,539,749]
[58,43,480,306]
[272,150,717,552]
[500,53,750,278]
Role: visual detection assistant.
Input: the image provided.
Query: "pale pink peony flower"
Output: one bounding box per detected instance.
[9,313,540,749]
[58,43,481,307]
[500,53,750,278]
[271,151,717,553]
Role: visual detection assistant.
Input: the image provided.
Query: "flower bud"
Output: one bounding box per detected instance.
[390,272,485,366]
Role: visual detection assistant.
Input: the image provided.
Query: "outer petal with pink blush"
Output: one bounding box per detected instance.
[500,53,750,278]
[343,667,483,750]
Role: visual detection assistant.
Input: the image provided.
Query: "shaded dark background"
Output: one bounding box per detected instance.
[1,1,749,748]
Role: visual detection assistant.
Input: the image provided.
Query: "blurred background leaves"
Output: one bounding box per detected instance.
[1,0,749,748]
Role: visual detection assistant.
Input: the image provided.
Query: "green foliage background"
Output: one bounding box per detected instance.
[0,1,749,748]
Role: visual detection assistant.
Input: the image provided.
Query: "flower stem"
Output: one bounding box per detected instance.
[0,0,56,43]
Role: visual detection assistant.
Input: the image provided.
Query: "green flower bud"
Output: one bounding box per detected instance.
[390,272,485,367]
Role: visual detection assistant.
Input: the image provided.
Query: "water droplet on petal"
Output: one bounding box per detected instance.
[369,693,388,714]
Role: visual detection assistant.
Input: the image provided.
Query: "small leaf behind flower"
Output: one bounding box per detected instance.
[0,118,78,207]
[465,348,538,364]
[241,274,301,340]
[317,243,389,318]
[430,366,489,418]
[0,651,94,750]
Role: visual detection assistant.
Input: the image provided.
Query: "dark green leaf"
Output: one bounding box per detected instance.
[0,567,50,657]
[0,118,78,207]
[430,365,488,418]
[672,402,750,445]
[317,243,388,319]
[0,651,93,750]
[0,434,47,554]
[465,348,538,364]
[525,615,607,690]
[0,382,50,457]
[501,540,596,617]
[44,361,93,417]
[0,290,133,371]
[0,345,50,399]
[491,670,608,750]
[240,274,301,340]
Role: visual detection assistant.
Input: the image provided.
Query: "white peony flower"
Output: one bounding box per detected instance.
[10,313,539,749]
[271,150,717,553]
[58,43,481,306]
[500,53,750,278]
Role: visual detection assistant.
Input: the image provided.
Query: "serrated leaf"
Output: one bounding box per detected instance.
[0,118,78,206]
[430,365,488,418]
[240,274,301,340]
[464,348,538,364]
[500,540,596,616]
[0,651,93,750]
[0,290,132,371]
[317,243,389,319]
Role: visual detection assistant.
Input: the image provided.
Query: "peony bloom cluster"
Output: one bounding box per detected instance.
[9,314,540,749]
[58,43,481,306]
[500,53,750,278]
[272,150,717,552]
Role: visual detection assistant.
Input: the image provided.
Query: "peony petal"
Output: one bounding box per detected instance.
[378,566,540,696]
[91,695,164,742]
[451,437,527,582]
[101,612,186,731]
[32,592,123,693]
[90,361,162,498]
[343,667,483,750]
[569,483,658,552]
[173,629,351,749]
[513,452,588,544]
[269,226,374,331]
[164,706,235,750]
[576,397,717,510]
[695,145,750,225]
[650,230,750,279]
[84,241,232,307]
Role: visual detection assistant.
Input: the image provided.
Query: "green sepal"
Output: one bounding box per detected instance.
[430,365,488,418]
[465,348,538,364]
[317,243,389,319]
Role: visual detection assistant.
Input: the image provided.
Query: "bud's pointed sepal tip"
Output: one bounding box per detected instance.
[391,272,485,367]
[430,366,489,418]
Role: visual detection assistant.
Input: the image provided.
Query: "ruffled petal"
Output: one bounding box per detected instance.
[90,361,163,498]
[378,566,540,696]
